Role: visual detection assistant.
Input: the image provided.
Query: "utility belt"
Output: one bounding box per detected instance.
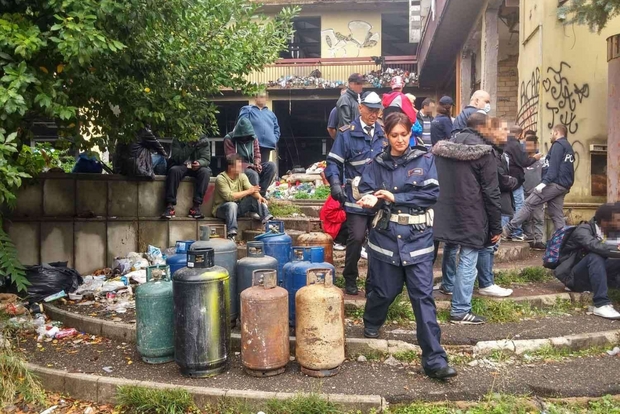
[373,208,434,231]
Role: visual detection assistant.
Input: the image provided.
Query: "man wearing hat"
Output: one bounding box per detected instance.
[337,73,364,128]
[430,96,455,146]
[325,91,387,295]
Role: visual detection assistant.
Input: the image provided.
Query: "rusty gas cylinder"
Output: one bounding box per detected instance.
[295,268,344,377]
[297,229,334,265]
[240,269,289,377]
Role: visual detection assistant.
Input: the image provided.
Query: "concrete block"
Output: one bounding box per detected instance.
[138,220,168,252]
[107,221,138,264]
[29,364,66,394]
[43,178,75,216]
[169,221,197,243]
[191,387,228,409]
[64,372,99,401]
[108,181,138,217]
[97,376,140,404]
[345,338,388,357]
[75,222,106,274]
[77,180,107,217]
[41,222,73,267]
[327,393,384,413]
[14,182,43,217]
[225,389,278,407]
[175,181,195,216]
[100,320,135,343]
[138,181,166,217]
[6,221,39,265]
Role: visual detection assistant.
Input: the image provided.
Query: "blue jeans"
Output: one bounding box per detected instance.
[152,154,167,175]
[476,246,495,289]
[511,186,524,237]
[451,246,480,316]
[215,197,270,235]
[440,244,458,291]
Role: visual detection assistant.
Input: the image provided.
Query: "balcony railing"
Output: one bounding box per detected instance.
[246,56,417,89]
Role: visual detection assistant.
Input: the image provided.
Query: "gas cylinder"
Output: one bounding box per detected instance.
[283,247,312,327]
[255,220,292,286]
[240,269,289,377]
[236,241,278,297]
[295,268,345,377]
[190,224,238,323]
[135,264,174,364]
[173,248,230,377]
[297,230,334,265]
[166,240,195,276]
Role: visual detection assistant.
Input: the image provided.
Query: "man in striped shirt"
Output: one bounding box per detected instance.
[416,98,435,147]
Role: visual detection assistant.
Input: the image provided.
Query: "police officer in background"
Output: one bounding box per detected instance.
[356,112,456,380]
[325,92,387,295]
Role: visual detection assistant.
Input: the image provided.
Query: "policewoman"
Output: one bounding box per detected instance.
[325,91,387,296]
[356,112,456,380]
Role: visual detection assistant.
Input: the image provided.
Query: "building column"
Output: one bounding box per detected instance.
[459,49,473,111]
[608,34,620,203]
[481,0,501,115]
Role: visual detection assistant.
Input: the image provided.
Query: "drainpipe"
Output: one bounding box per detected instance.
[608,34,620,203]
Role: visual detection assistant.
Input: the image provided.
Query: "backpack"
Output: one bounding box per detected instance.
[543,225,577,269]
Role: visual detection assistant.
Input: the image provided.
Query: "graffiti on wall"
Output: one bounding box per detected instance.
[321,21,380,58]
[517,62,590,135]
[543,62,590,134]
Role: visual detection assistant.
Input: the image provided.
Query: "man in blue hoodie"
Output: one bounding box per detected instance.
[238,92,281,166]
[502,124,575,238]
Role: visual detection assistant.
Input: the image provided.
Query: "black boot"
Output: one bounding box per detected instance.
[425,365,457,380]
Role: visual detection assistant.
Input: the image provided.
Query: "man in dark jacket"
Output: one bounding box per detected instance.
[432,113,502,324]
[554,203,620,319]
[223,118,276,198]
[522,135,546,249]
[416,98,435,147]
[503,124,575,237]
[161,136,212,219]
[337,73,364,127]
[114,126,168,177]
[451,90,491,133]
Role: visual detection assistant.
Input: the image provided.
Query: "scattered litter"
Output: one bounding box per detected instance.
[83,407,94,414]
[55,328,78,339]
[101,280,126,293]
[102,366,113,373]
[40,406,58,414]
[44,290,67,302]
[357,355,368,362]
[607,346,620,356]
[383,355,400,366]
[45,327,60,338]
[68,293,83,301]
[127,269,147,285]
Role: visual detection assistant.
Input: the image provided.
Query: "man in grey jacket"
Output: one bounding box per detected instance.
[522,134,546,250]
[337,73,364,127]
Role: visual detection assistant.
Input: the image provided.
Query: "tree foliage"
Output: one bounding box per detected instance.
[560,0,620,33]
[0,0,297,289]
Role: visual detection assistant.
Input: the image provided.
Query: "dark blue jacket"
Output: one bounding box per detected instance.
[451,106,479,133]
[542,137,574,189]
[325,117,387,215]
[430,114,453,145]
[238,105,280,149]
[358,147,439,266]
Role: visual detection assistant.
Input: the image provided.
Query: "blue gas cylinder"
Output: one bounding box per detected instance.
[255,220,292,286]
[309,247,336,276]
[166,240,195,276]
[283,247,313,326]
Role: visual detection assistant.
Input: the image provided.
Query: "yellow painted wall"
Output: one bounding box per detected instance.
[518,0,620,203]
[320,12,381,58]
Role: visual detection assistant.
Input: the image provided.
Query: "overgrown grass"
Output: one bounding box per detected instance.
[294,185,331,200]
[493,266,553,286]
[334,276,366,290]
[392,350,419,363]
[116,385,198,414]
[609,288,620,304]
[269,202,302,218]
[521,344,613,362]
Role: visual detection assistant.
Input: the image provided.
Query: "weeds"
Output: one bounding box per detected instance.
[493,266,553,286]
[265,393,343,414]
[521,344,612,362]
[268,202,302,218]
[116,385,198,414]
[392,350,419,363]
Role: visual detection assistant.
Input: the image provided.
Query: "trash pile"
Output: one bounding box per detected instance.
[267,161,329,200]
[265,67,417,89]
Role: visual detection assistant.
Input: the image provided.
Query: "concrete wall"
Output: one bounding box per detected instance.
[3,174,255,275]
[497,54,519,122]
[518,0,620,203]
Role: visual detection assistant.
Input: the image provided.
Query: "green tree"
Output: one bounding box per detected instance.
[0,0,297,289]
[560,0,620,33]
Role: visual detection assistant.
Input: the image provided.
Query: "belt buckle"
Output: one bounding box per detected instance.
[398,215,408,225]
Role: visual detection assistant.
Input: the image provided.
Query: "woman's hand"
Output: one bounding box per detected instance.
[356,194,378,208]
[374,190,395,203]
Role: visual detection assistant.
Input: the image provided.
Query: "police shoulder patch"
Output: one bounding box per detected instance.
[339,124,352,132]
[408,168,424,177]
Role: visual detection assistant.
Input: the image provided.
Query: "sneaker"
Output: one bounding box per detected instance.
[261,214,274,224]
[501,226,512,240]
[450,312,486,325]
[249,212,261,220]
[161,206,175,219]
[438,286,453,296]
[360,246,368,260]
[592,304,620,320]
[227,232,237,242]
[188,207,204,219]
[530,241,547,251]
[511,235,525,242]
[433,282,442,291]
[333,243,346,251]
[478,284,513,297]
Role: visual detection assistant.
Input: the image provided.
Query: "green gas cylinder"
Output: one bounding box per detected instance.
[135,264,174,364]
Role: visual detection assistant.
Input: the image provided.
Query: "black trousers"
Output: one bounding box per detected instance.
[572,253,620,307]
[165,165,212,206]
[244,162,276,197]
[343,213,373,287]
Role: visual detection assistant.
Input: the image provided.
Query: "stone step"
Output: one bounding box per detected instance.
[298,205,321,218]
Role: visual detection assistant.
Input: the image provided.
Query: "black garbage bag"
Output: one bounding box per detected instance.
[20,262,83,303]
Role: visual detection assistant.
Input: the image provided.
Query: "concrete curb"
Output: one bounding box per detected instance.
[473,329,620,356]
[27,363,386,413]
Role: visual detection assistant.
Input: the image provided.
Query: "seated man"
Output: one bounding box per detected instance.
[555,203,620,319]
[115,126,168,177]
[213,154,273,240]
[223,117,276,197]
[161,135,211,219]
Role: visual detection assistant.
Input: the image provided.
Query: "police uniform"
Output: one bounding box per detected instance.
[358,146,449,374]
[324,116,387,291]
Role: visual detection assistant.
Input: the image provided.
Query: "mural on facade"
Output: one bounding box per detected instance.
[321,20,380,58]
[517,62,590,135]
